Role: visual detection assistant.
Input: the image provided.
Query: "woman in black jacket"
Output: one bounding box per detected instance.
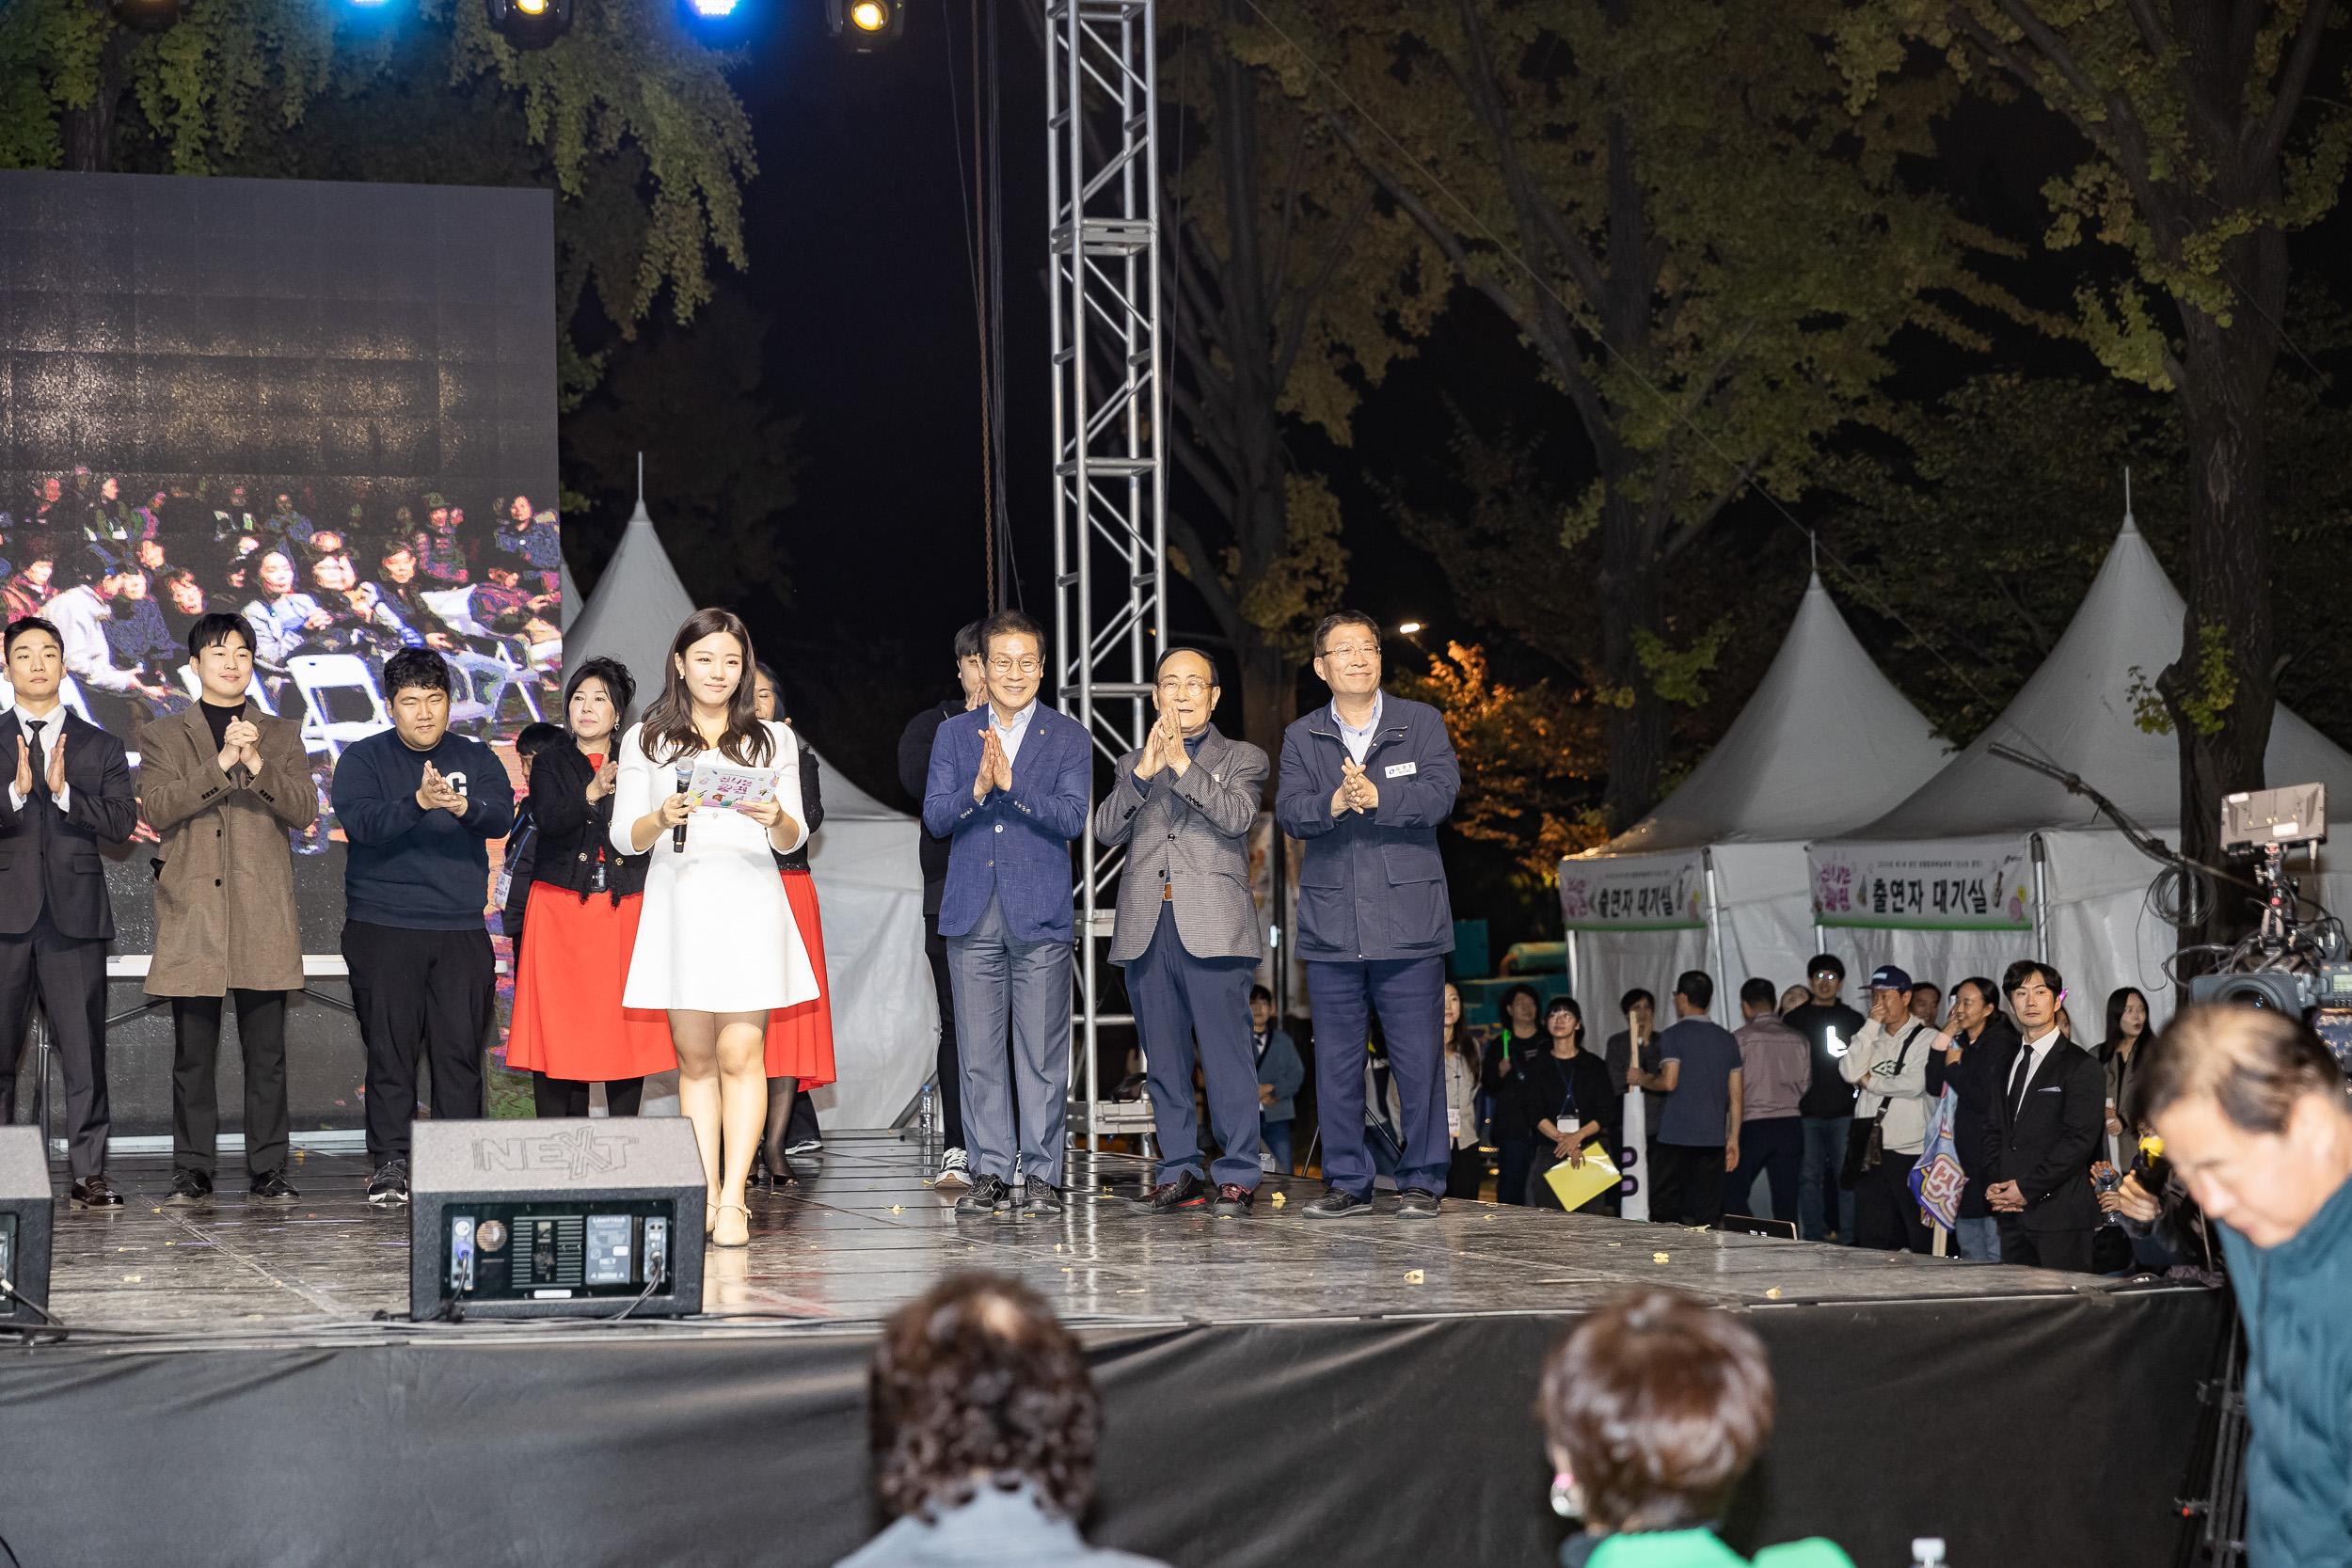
[1482,983,1546,1206]
[1520,996,1618,1213]
[751,662,836,1189]
[1923,975,2015,1261]
[504,657,670,1117]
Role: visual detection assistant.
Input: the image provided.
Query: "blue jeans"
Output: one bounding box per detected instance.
[1800,1116,1856,1243]
[1954,1215,2001,1261]
[1261,1117,1293,1173]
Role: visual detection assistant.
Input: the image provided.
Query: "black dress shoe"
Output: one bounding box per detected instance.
[165,1168,214,1208]
[248,1169,301,1202]
[72,1174,124,1209]
[1210,1183,1254,1217]
[1396,1186,1442,1218]
[1130,1170,1208,1214]
[1019,1177,1065,1217]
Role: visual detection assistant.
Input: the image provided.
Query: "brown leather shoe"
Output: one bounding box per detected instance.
[71,1173,124,1209]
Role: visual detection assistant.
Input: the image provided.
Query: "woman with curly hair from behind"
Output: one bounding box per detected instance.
[837,1272,1168,1567]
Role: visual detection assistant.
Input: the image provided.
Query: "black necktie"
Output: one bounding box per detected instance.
[22,719,46,799]
[2010,1044,2037,1118]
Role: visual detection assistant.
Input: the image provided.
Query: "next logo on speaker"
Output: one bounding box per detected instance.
[470,1127,637,1180]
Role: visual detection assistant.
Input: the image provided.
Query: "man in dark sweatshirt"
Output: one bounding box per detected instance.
[894,620,984,1187]
[333,647,515,1206]
[1784,953,1867,1244]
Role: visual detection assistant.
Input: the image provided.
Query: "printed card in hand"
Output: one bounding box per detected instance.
[687,758,780,810]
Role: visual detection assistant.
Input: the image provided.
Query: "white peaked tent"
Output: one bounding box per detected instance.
[1811,514,2352,1017]
[563,499,937,1128]
[1560,575,1950,1024]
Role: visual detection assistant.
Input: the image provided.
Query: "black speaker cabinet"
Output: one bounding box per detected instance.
[0,1126,53,1326]
[409,1118,706,1321]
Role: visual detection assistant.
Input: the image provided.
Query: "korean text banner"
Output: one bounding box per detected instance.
[1558,851,1706,932]
[1809,841,2031,931]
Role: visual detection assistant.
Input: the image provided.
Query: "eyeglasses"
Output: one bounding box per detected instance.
[988,657,1041,676]
[1156,677,1211,696]
[1320,641,1380,660]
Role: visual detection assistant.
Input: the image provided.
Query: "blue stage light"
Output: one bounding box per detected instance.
[685,0,739,15]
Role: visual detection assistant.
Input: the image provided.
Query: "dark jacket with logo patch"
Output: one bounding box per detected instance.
[1274,691,1459,963]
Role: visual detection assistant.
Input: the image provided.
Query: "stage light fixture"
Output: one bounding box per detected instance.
[486,0,573,49]
[1397,622,1423,635]
[825,0,905,49]
[685,0,739,16]
[108,0,190,33]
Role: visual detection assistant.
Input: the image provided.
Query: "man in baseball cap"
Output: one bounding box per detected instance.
[1840,963,1933,1252]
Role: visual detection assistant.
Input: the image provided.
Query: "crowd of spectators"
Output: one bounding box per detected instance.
[1442,954,2214,1278]
[0,471,561,743]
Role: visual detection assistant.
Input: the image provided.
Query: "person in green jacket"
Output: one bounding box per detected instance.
[1539,1288,1853,1568]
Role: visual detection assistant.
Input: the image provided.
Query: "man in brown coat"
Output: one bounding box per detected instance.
[139,612,319,1205]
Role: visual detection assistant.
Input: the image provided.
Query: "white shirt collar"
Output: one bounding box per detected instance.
[1330,689,1383,737]
[989,698,1037,734]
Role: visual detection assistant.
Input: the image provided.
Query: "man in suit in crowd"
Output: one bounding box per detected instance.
[923,610,1091,1219]
[1273,610,1461,1219]
[137,612,320,1207]
[898,620,986,1188]
[1987,958,2104,1271]
[1097,649,1269,1217]
[0,615,139,1206]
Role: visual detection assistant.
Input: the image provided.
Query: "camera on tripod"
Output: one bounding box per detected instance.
[2185,783,2352,1069]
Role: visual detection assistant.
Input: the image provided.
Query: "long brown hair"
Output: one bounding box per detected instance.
[640,608,774,767]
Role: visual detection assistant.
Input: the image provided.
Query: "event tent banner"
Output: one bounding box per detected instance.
[1811,841,2031,931]
[1558,851,1706,931]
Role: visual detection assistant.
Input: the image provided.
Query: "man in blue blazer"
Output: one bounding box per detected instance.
[923,609,1092,1218]
[1275,610,1460,1218]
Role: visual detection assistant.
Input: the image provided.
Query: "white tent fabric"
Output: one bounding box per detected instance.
[557,551,582,632]
[561,499,937,1129]
[1813,515,2352,1019]
[1565,575,1948,1023]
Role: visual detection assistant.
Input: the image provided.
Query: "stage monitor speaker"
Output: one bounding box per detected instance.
[0,1126,54,1326]
[410,1118,706,1321]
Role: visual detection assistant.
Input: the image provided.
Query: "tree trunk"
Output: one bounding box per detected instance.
[61,29,135,173]
[1596,488,1664,834]
[1236,632,1295,807]
[2162,247,2281,964]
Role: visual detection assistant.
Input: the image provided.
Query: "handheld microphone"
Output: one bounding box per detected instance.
[672,763,692,852]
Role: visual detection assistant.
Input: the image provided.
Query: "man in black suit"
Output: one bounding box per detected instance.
[1987,958,2104,1271]
[0,616,139,1206]
[895,619,986,1188]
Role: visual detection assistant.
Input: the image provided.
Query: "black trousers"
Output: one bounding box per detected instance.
[1446,1144,1487,1204]
[0,909,110,1177]
[924,908,965,1148]
[1654,1141,1725,1227]
[1998,1217,2096,1274]
[1723,1115,1804,1223]
[532,1072,644,1119]
[171,990,290,1178]
[342,921,493,1165]
[1854,1150,1931,1253]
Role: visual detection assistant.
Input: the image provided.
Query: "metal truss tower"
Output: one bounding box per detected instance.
[1048,0,1163,1146]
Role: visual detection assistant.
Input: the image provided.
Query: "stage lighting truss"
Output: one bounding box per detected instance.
[109,0,191,33]
[825,0,906,49]
[486,0,573,50]
[1050,0,1164,1148]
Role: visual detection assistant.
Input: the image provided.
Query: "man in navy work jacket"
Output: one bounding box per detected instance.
[1274,609,1461,1218]
[923,609,1092,1220]
[332,647,515,1208]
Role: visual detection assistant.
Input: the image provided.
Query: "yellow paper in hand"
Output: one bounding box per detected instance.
[1542,1148,1621,1213]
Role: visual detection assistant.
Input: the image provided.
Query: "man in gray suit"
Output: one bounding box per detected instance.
[1096,649,1269,1216]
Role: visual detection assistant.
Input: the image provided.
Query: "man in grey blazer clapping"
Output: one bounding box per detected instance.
[1095,649,1270,1217]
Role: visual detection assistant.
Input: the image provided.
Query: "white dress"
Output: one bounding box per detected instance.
[612,720,821,1013]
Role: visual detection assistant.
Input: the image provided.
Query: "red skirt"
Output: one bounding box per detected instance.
[507,886,677,1080]
[765,868,837,1086]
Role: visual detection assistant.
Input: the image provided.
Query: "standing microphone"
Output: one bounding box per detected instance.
[672,763,692,851]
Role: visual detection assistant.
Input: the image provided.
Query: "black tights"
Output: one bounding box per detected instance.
[757,1076,799,1182]
[532,1072,645,1119]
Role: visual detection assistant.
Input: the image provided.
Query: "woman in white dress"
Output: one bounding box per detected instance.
[612,608,820,1248]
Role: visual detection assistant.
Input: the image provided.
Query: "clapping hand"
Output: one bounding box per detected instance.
[1135,713,1167,780]
[586,756,619,802]
[1157,707,1191,777]
[220,717,262,776]
[1340,757,1378,813]
[415,760,466,815]
[973,725,1006,802]
[43,732,65,798]
[12,736,31,800]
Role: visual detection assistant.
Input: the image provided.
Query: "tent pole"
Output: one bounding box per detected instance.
[2032,833,2051,966]
[1565,928,1580,1003]
[1704,849,1730,1027]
